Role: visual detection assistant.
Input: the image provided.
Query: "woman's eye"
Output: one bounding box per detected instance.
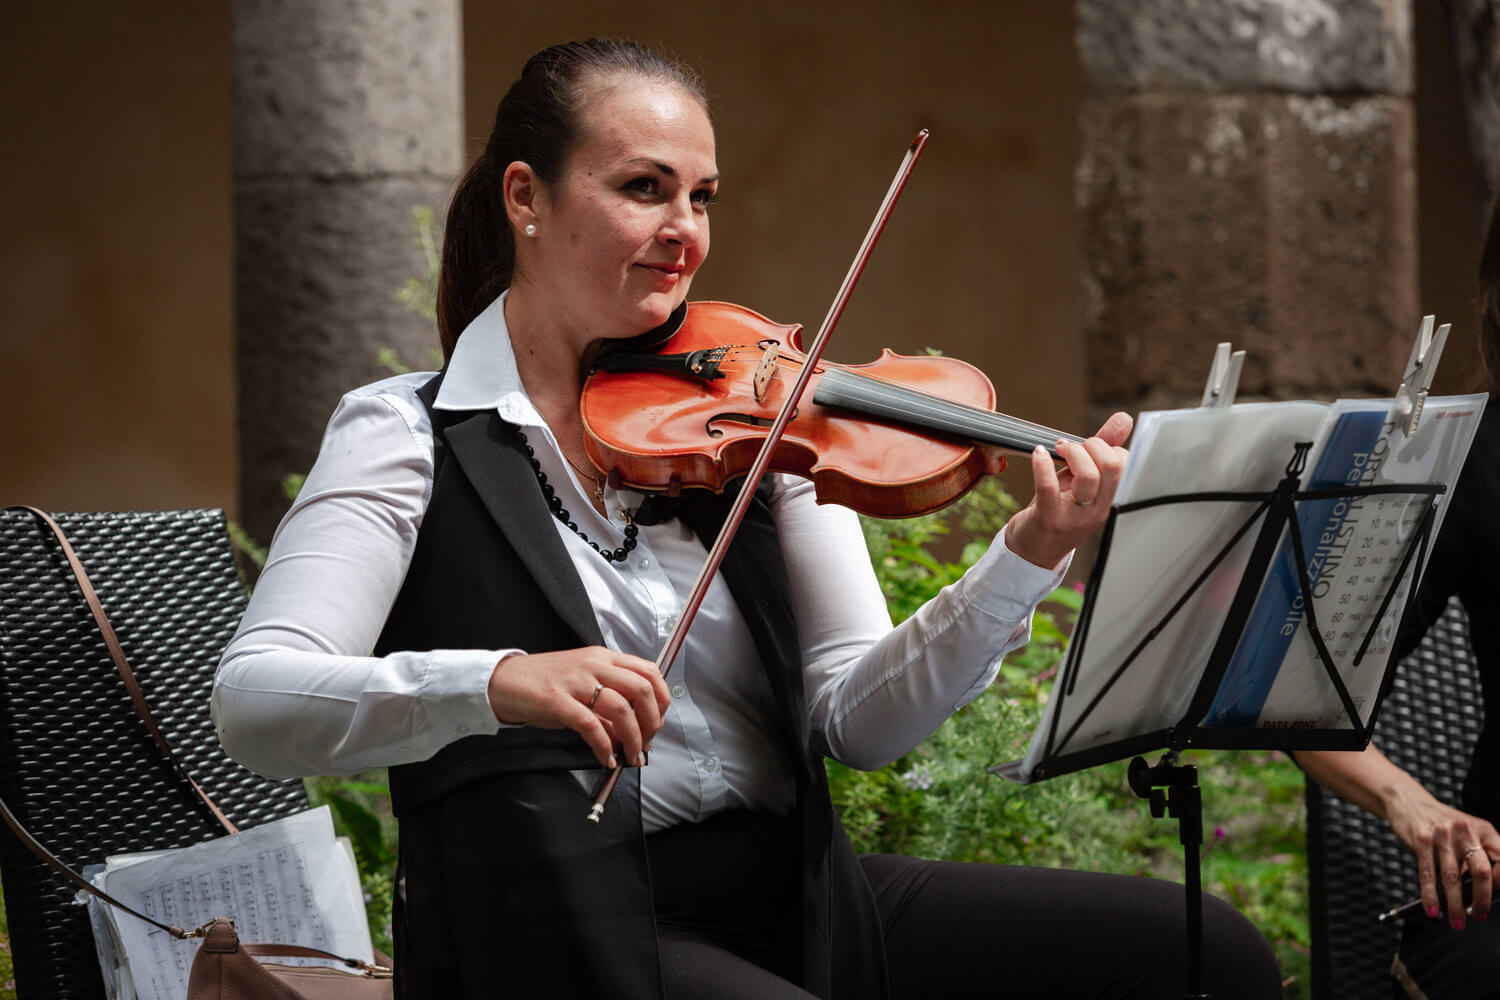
[624,177,658,196]
[692,189,718,208]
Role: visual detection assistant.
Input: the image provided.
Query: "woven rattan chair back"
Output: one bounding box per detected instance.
[1306,598,1484,999]
[0,509,308,999]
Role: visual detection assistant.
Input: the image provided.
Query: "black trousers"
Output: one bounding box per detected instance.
[1392,915,1500,999]
[648,810,1283,999]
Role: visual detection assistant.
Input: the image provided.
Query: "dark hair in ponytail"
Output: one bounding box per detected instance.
[436,39,706,357]
[1479,196,1500,392]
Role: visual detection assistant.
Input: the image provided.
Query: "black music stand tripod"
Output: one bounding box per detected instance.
[1128,752,1210,999]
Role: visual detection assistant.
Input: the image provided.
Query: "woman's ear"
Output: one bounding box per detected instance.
[502,161,541,234]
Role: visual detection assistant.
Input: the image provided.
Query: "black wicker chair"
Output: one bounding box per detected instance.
[1306,598,1485,1000]
[0,508,308,999]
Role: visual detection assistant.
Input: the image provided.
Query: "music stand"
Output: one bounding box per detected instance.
[991,324,1484,998]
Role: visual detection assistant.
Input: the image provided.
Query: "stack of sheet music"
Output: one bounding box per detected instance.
[84,805,375,1000]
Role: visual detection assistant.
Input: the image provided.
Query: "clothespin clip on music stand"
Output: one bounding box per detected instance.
[1392,315,1450,436]
[1200,342,1245,409]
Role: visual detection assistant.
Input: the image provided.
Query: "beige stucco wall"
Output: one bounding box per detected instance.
[0,2,235,513]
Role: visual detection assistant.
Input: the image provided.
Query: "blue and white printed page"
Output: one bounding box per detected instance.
[1210,394,1485,730]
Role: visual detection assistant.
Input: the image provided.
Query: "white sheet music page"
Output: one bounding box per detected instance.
[87,805,372,1000]
[1012,402,1329,780]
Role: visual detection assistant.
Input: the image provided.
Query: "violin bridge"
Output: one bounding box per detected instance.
[753,344,779,402]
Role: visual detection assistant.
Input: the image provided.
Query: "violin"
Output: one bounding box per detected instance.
[583,129,1084,822]
[581,300,1082,519]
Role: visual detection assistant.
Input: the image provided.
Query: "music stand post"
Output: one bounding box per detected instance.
[1123,445,1325,1000]
[1128,753,1209,1000]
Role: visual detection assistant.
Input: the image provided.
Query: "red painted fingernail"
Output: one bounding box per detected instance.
[1428,906,1440,919]
[1454,917,1466,931]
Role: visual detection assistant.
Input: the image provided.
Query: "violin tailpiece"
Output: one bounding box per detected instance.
[592,347,728,381]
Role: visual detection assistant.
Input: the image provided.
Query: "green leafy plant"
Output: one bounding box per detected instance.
[305,774,397,958]
[396,206,441,322]
[0,888,12,998]
[833,484,1310,996]
[0,476,1311,999]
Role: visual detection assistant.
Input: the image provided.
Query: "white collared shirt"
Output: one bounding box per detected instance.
[212,293,1065,832]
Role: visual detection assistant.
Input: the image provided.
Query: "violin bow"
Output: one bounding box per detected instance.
[588,129,931,822]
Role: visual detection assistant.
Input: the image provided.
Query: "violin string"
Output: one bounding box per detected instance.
[716,344,1069,451]
[813,367,1076,452]
[836,369,1042,442]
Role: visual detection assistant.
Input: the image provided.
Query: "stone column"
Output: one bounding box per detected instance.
[1076,1,1417,418]
[232,0,462,544]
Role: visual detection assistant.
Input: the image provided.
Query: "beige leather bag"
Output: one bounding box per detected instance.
[186,917,393,1000]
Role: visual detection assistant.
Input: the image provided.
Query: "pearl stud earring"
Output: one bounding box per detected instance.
[524,223,537,237]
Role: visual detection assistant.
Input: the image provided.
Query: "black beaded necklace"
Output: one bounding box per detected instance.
[516,430,639,563]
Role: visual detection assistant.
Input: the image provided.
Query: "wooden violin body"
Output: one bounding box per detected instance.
[581,301,1074,519]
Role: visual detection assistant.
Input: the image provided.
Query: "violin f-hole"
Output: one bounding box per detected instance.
[705,411,788,438]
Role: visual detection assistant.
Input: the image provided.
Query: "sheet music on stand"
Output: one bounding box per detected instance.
[994,391,1486,785]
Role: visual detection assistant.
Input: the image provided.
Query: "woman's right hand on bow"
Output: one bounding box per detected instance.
[488,648,671,769]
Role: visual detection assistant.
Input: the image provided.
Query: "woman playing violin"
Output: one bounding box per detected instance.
[212,38,1280,998]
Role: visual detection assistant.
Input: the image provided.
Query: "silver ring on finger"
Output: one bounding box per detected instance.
[588,683,604,708]
[1073,497,1096,508]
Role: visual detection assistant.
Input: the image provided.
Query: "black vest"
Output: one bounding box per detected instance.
[377,375,887,999]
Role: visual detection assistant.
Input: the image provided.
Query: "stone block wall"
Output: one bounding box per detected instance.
[1077,0,1418,415]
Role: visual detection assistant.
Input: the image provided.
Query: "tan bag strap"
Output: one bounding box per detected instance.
[0,789,188,937]
[0,507,388,974]
[5,505,239,835]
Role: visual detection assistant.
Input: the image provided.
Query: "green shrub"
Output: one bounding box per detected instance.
[0,464,1307,1000]
[0,888,12,997]
[836,483,1309,995]
[305,774,397,959]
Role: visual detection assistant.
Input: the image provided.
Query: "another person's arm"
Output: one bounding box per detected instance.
[1296,745,1500,926]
